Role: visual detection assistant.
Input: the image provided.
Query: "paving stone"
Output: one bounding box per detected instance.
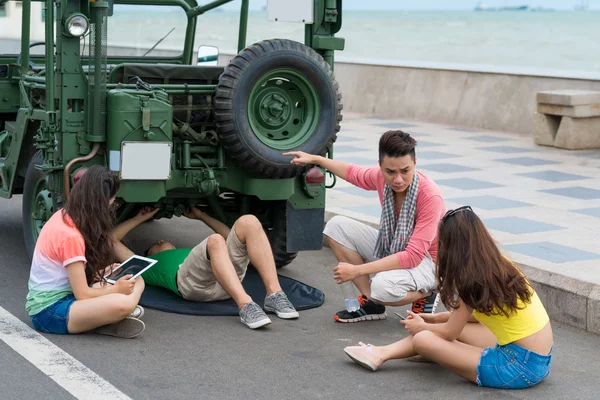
[484,217,564,234]
[542,186,600,200]
[447,127,479,133]
[465,135,509,143]
[572,208,600,218]
[449,195,531,210]
[437,178,502,190]
[496,156,560,166]
[505,242,600,263]
[374,122,415,129]
[479,145,532,154]
[518,170,591,182]
[419,163,480,173]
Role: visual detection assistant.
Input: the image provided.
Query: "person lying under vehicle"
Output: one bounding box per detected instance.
[111,207,299,330]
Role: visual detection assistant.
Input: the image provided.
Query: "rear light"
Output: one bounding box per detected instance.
[305,167,325,184]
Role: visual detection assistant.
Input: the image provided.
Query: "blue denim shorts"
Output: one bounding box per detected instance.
[30,294,76,334]
[476,342,553,389]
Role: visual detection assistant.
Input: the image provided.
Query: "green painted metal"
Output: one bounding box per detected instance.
[219,171,297,201]
[0,79,19,113]
[312,36,345,51]
[186,0,233,18]
[44,0,54,113]
[0,109,33,199]
[3,0,345,258]
[304,0,344,70]
[57,0,93,176]
[89,0,109,143]
[288,174,325,210]
[248,68,320,150]
[237,0,249,52]
[21,0,31,70]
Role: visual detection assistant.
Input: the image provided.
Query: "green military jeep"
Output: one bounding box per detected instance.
[0,0,344,267]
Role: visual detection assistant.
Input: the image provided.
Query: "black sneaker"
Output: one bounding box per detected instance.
[334,295,387,323]
[411,291,440,314]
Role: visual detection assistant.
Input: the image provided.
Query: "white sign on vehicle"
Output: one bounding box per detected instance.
[120,141,172,180]
[267,0,314,24]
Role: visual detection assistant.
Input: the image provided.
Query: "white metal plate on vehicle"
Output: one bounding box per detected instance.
[267,0,314,24]
[120,142,172,180]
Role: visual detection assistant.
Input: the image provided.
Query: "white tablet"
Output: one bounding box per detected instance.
[104,255,158,284]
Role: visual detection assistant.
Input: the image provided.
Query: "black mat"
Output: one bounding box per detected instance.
[139,268,325,316]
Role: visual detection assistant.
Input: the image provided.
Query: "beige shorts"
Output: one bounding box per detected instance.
[176,226,249,302]
[323,215,437,303]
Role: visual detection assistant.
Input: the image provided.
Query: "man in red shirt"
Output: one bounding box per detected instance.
[285,131,445,323]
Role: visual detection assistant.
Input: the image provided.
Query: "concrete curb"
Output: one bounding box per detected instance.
[323,209,600,335]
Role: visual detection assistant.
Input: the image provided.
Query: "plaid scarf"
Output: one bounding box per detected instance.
[374,172,420,259]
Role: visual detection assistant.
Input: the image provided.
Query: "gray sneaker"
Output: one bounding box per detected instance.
[94,316,145,339]
[239,301,272,329]
[264,291,299,319]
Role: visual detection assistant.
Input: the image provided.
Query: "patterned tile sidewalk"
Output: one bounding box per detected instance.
[325,113,600,285]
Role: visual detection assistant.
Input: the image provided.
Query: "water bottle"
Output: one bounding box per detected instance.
[341,281,360,312]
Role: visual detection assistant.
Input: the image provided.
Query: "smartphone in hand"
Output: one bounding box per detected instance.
[394,312,407,320]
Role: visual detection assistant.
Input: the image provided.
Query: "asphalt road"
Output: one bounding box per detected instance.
[1,195,600,400]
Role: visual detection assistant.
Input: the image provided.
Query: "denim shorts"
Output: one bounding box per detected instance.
[30,294,76,334]
[476,342,553,389]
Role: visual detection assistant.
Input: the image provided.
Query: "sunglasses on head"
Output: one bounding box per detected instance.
[442,205,473,221]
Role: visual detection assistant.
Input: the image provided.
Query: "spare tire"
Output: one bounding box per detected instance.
[214,39,342,179]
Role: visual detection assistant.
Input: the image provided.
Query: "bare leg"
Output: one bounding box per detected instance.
[407,320,496,363]
[205,234,252,309]
[364,323,494,382]
[68,277,145,333]
[375,336,420,361]
[412,330,483,383]
[232,215,282,296]
[326,236,372,297]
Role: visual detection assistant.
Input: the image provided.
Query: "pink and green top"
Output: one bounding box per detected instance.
[25,211,86,316]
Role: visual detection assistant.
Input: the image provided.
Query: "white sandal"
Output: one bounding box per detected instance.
[343,342,383,372]
[130,305,144,319]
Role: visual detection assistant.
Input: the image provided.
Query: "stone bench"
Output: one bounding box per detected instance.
[533,90,600,150]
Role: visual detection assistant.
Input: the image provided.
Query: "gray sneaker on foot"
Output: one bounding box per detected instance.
[264,291,299,319]
[239,301,271,329]
[95,316,145,339]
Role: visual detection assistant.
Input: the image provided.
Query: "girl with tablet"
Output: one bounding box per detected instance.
[343,206,554,389]
[26,165,148,338]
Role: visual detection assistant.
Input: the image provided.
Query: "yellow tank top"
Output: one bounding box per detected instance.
[472,289,549,346]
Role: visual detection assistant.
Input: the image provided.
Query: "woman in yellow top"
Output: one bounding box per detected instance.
[343,206,553,389]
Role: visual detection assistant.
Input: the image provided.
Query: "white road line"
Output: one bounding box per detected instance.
[0,306,132,400]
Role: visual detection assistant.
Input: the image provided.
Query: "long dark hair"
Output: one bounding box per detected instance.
[436,207,532,317]
[62,165,120,285]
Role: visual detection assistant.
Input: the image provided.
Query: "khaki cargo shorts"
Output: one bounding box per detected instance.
[176,226,249,302]
[323,215,437,303]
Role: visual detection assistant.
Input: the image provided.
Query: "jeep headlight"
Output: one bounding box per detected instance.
[65,14,89,37]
